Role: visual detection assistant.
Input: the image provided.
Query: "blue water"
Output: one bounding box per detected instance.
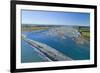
[21,28,90,63]
[21,40,45,63]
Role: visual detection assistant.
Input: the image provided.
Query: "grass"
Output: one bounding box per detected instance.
[79,27,90,40]
[22,26,49,32]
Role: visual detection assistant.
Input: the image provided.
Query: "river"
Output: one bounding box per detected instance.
[21,26,90,63]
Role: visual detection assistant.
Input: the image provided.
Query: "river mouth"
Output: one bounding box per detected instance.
[21,25,90,63]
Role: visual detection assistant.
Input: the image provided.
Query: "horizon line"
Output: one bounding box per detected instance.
[21,24,90,26]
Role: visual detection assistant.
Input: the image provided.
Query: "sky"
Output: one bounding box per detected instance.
[21,10,90,26]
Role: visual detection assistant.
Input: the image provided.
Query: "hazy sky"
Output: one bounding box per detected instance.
[21,10,90,26]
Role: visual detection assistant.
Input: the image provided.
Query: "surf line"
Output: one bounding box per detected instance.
[22,34,72,61]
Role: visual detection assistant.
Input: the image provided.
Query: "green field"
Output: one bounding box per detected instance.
[79,27,90,40]
[22,25,49,32]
